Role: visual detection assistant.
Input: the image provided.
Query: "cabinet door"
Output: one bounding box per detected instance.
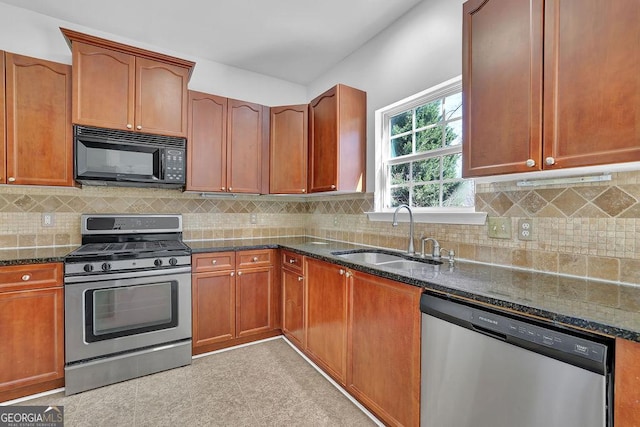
[462,0,543,177]
[192,271,236,349]
[235,267,273,337]
[135,57,189,137]
[305,258,348,384]
[0,52,5,184]
[270,105,308,194]
[309,87,339,192]
[227,99,264,193]
[71,42,135,131]
[5,53,73,186]
[543,0,640,169]
[348,272,422,427]
[187,91,227,192]
[615,338,640,426]
[0,287,64,397]
[282,267,305,348]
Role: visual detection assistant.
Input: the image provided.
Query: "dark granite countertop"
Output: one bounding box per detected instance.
[2,237,638,342]
[188,237,640,342]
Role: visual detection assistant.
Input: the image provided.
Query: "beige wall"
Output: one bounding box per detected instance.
[3,169,640,286]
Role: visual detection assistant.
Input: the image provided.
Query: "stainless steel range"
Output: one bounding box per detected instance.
[64,214,192,395]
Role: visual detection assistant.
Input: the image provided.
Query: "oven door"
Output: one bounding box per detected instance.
[65,269,191,364]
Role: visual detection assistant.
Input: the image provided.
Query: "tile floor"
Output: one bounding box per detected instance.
[13,338,378,426]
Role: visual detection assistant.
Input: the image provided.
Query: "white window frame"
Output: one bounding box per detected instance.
[367,76,487,225]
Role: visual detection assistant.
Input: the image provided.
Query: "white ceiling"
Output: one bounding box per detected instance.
[0,0,424,85]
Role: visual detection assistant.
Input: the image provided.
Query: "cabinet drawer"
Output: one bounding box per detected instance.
[281,250,304,274]
[192,252,235,273]
[237,249,273,268]
[0,263,63,293]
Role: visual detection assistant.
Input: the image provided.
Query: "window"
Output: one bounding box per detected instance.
[371,77,484,224]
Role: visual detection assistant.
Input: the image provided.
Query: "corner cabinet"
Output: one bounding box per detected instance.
[0,263,65,402]
[2,52,73,186]
[186,92,269,194]
[462,0,640,177]
[615,338,640,426]
[61,28,194,138]
[270,105,308,194]
[191,250,279,355]
[281,251,305,348]
[309,84,366,193]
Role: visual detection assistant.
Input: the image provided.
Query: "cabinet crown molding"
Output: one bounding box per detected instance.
[60,27,195,78]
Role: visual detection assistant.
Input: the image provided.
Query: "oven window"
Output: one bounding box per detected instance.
[85,281,178,342]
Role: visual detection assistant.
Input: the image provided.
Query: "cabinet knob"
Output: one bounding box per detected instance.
[136,125,142,130]
[211,259,217,265]
[230,271,235,277]
[345,271,352,278]
[298,276,303,282]
[525,159,536,168]
[339,269,345,275]
[21,274,31,281]
[126,124,133,129]
[302,189,306,193]
[545,157,556,166]
[330,184,336,190]
[228,187,233,192]
[289,258,296,264]
[252,257,259,262]
[237,271,243,276]
[221,187,226,191]
[8,177,16,182]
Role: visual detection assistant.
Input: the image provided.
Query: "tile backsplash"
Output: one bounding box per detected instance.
[3,170,640,285]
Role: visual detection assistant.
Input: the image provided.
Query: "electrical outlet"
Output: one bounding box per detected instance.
[333,216,339,227]
[250,213,257,224]
[487,217,511,239]
[42,213,55,227]
[518,218,534,241]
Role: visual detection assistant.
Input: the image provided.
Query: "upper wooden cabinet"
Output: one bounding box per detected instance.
[0,52,5,185]
[2,52,73,186]
[462,0,640,177]
[61,28,194,138]
[186,92,268,193]
[270,105,308,194]
[309,84,366,193]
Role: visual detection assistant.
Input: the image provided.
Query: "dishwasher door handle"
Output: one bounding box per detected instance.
[471,324,507,341]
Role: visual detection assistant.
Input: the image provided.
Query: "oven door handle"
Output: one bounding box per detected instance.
[64,266,192,284]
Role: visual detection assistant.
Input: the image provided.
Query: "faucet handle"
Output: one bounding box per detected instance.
[440,248,455,265]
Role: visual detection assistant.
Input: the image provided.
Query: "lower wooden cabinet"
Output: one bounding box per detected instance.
[305,258,349,385]
[281,251,305,348]
[348,271,422,427]
[191,250,279,355]
[0,263,64,402]
[615,338,640,426]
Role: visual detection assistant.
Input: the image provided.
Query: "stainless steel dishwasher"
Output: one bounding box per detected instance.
[420,292,613,427]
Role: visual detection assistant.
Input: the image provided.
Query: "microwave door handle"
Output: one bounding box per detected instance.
[160,150,165,180]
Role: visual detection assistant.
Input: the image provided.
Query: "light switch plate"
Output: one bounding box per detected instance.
[487,217,511,239]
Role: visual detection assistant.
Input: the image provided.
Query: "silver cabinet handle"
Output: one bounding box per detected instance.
[345,271,352,278]
[289,259,296,264]
[545,157,556,166]
[525,159,536,167]
[221,187,226,191]
[298,276,303,282]
[237,271,243,276]
[230,272,235,277]
[22,274,31,281]
[302,189,306,193]
[126,124,133,129]
[8,177,16,182]
[211,259,217,265]
[136,125,142,130]
[339,269,345,275]
[228,187,233,191]
[330,184,336,190]
[252,257,259,262]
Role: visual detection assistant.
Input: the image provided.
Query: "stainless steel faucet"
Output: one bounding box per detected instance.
[392,204,414,255]
[421,237,440,260]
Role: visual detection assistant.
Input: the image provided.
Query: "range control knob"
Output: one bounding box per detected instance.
[84,264,94,273]
[169,257,178,266]
[154,259,163,267]
[101,263,112,272]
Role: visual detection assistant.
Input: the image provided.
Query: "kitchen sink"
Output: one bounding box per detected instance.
[332,250,441,267]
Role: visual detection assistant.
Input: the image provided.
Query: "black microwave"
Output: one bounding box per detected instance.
[74,125,186,188]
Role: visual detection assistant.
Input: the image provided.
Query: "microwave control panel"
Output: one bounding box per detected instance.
[165,149,185,183]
